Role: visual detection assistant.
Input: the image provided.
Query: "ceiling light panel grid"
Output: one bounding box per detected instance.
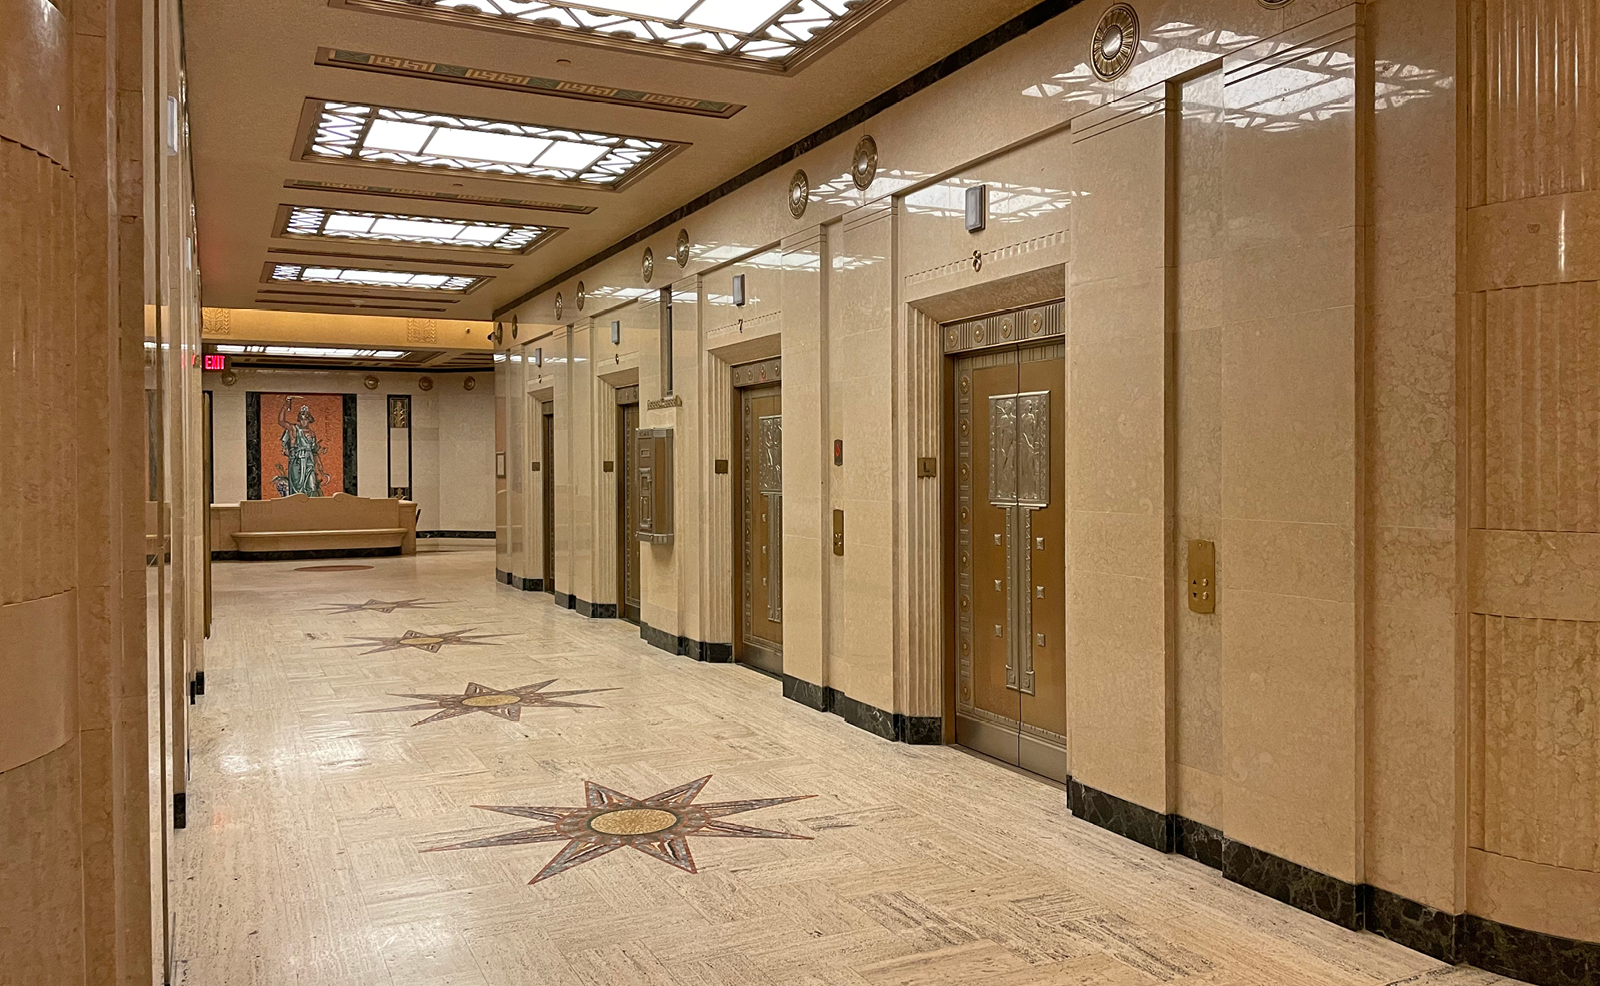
[303,100,682,189]
[268,263,485,292]
[281,205,562,252]
[331,0,897,71]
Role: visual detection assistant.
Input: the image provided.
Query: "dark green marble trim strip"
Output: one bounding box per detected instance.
[494,0,1091,317]
[417,531,496,539]
[780,675,941,745]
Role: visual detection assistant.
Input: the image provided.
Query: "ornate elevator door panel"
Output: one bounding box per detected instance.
[739,384,783,674]
[541,405,555,596]
[618,399,641,623]
[954,343,1067,781]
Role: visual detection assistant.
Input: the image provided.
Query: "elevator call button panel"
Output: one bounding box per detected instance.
[636,428,674,544]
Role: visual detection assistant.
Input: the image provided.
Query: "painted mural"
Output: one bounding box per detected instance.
[246,392,358,499]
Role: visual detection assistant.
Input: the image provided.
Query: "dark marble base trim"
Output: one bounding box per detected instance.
[576,599,618,620]
[193,671,206,697]
[1461,913,1600,986]
[496,569,513,585]
[1065,780,1600,986]
[638,622,735,663]
[780,675,942,745]
[417,530,496,539]
[517,577,543,592]
[554,591,576,610]
[212,550,241,561]
[236,546,401,561]
[174,792,187,830]
[1068,779,1174,853]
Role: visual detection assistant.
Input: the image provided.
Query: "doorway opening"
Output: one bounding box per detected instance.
[734,358,783,676]
[616,386,641,624]
[947,305,1067,781]
[541,401,555,597]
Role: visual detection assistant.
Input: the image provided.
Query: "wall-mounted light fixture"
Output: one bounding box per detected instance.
[965,184,988,233]
[732,274,747,308]
[534,347,543,367]
[612,320,622,346]
[165,96,180,156]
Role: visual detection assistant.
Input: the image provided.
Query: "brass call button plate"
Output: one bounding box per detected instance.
[1188,539,1216,614]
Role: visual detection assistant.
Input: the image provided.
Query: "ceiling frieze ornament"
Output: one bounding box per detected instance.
[852,135,879,190]
[202,307,231,335]
[642,247,655,284]
[789,170,810,219]
[576,282,586,311]
[675,228,691,268]
[1090,4,1140,82]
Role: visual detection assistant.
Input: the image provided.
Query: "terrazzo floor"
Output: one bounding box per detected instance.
[172,542,1525,986]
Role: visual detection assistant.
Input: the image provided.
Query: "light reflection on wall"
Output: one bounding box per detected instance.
[904,179,1072,222]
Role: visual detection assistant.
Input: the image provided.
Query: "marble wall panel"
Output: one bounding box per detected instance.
[782,229,829,688]
[1065,84,1174,815]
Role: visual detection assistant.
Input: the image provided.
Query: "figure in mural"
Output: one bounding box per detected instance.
[274,396,331,497]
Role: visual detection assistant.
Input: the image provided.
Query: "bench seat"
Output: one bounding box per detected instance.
[214,493,418,559]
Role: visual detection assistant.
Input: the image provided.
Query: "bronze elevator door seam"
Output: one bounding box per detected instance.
[542,407,555,596]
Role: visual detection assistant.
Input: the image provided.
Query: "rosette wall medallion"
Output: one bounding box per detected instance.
[555,293,564,321]
[852,136,878,190]
[789,169,810,219]
[1091,4,1140,81]
[675,228,691,267]
[1258,0,1294,6]
[464,376,477,392]
[363,375,379,391]
[419,376,435,392]
[576,282,586,311]
[642,247,655,284]
[512,315,519,339]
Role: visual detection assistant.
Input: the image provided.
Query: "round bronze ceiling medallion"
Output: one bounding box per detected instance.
[464,375,477,391]
[789,169,810,219]
[1258,0,1295,6]
[642,247,655,283]
[555,292,564,321]
[576,281,586,310]
[512,314,519,339]
[675,228,691,267]
[852,135,878,190]
[418,376,435,392]
[221,369,239,387]
[362,374,378,391]
[1091,3,1140,81]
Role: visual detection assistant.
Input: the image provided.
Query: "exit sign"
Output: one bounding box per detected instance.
[203,354,227,371]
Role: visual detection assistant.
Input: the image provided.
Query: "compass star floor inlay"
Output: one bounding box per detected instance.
[426,776,815,884]
[363,679,618,725]
[334,627,507,654]
[315,597,444,615]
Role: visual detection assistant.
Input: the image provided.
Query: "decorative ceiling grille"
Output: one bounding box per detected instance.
[281,205,562,252]
[329,0,899,72]
[268,263,485,293]
[303,100,682,189]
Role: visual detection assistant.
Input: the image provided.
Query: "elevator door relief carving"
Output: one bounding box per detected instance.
[758,415,783,623]
[954,339,1068,781]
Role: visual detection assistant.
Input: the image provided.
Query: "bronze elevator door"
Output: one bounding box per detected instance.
[954,343,1067,781]
[541,405,555,597]
[618,400,641,624]
[738,384,783,675]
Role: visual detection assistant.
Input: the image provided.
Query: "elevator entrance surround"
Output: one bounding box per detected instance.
[948,305,1067,781]
[540,402,555,597]
[734,359,783,676]
[617,386,641,624]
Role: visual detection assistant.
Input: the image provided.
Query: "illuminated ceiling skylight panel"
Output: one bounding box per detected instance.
[270,263,480,292]
[453,225,511,244]
[369,217,466,239]
[362,0,877,67]
[216,344,410,359]
[305,101,675,188]
[282,205,549,250]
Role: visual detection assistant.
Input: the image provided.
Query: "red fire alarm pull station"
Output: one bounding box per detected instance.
[834,440,843,466]
[203,354,227,371]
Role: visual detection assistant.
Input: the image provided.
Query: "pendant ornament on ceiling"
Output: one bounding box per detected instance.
[852,135,878,190]
[789,170,810,219]
[676,228,691,268]
[642,247,655,284]
[1091,4,1140,82]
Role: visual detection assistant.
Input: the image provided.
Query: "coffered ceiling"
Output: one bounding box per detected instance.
[186,0,1043,321]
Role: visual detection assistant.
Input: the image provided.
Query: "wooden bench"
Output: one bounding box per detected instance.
[213,494,418,559]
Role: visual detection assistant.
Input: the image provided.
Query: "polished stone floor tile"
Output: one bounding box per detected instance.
[173,543,1525,986]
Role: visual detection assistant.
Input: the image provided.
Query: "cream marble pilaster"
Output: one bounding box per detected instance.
[551,328,575,599]
[495,363,509,573]
[834,204,898,711]
[568,320,597,607]
[781,228,829,689]
[1218,8,1368,885]
[1066,82,1178,817]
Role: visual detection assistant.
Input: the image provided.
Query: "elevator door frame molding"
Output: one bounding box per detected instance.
[541,402,555,596]
[734,359,783,676]
[947,304,1068,783]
